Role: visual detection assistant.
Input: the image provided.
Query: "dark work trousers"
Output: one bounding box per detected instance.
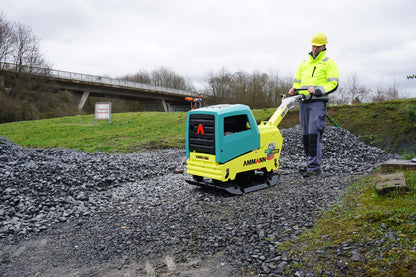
[299,101,327,172]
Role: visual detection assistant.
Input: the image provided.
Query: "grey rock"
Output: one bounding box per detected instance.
[350,250,366,263]
[0,126,394,276]
[277,261,289,269]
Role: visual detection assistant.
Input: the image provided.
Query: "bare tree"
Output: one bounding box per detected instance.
[150,67,195,91]
[0,12,14,67]
[4,22,49,95]
[246,71,269,108]
[121,67,195,92]
[204,68,293,108]
[370,80,403,102]
[346,73,369,104]
[230,71,249,104]
[370,87,388,102]
[329,86,349,105]
[266,73,292,107]
[1,17,47,71]
[122,70,152,84]
[386,80,400,99]
[205,68,232,99]
[12,23,47,72]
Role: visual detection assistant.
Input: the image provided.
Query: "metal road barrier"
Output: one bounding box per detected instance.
[0,61,199,97]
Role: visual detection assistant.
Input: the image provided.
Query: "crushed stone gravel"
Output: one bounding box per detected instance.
[0,126,394,276]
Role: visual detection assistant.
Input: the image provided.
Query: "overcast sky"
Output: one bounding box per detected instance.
[2,0,416,97]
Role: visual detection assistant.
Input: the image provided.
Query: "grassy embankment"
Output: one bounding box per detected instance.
[0,98,415,275]
[0,98,415,154]
[280,171,416,276]
[271,98,416,155]
[0,112,187,153]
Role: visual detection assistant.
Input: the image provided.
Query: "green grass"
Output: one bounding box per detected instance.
[281,170,416,276]
[0,112,187,153]
[0,108,284,153]
[1,98,415,155]
[255,98,416,155]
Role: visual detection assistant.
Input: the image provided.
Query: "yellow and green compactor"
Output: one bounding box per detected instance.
[185,95,303,195]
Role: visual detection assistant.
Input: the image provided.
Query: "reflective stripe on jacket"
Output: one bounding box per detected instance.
[293,50,339,101]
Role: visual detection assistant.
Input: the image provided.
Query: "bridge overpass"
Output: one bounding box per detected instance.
[0,62,200,112]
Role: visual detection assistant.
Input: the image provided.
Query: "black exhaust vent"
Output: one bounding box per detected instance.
[188,114,215,154]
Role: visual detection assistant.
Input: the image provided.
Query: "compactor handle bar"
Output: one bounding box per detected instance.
[269,88,315,127]
[294,88,313,102]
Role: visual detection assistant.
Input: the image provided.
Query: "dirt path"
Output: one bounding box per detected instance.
[1,234,236,276]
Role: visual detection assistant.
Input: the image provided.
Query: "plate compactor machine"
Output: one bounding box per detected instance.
[185,94,305,195]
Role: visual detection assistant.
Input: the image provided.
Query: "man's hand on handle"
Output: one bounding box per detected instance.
[289,87,315,96]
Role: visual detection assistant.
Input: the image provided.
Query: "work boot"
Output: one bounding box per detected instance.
[302,170,321,178]
[298,166,307,173]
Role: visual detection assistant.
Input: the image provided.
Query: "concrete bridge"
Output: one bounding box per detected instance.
[0,62,200,112]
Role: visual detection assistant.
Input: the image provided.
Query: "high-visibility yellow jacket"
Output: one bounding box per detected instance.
[293,50,339,101]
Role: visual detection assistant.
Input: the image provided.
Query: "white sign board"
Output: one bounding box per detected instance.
[94,102,111,124]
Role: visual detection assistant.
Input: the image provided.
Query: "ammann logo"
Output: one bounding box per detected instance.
[196,155,209,160]
[243,157,267,166]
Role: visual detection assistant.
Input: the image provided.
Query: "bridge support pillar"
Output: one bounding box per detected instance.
[0,75,4,91]
[161,99,168,112]
[78,91,90,110]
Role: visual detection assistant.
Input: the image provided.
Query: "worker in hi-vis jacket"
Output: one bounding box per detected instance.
[289,32,339,177]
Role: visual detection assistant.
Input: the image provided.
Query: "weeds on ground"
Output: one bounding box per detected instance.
[397,150,416,160]
[283,170,416,276]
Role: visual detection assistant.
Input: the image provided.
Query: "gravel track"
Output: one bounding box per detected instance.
[0,126,393,276]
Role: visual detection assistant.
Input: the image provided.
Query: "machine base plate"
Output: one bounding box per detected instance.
[186,172,280,195]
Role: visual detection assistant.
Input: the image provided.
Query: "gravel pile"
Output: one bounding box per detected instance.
[280,125,393,174]
[0,126,393,276]
[0,142,180,238]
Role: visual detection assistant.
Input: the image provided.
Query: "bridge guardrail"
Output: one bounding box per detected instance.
[0,61,200,97]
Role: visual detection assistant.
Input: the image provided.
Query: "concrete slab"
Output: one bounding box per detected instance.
[380,159,416,172]
[376,172,407,194]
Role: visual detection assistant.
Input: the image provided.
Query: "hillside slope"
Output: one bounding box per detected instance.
[253,98,416,154]
[0,98,415,154]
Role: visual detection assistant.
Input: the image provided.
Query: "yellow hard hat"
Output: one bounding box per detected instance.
[311,32,328,46]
